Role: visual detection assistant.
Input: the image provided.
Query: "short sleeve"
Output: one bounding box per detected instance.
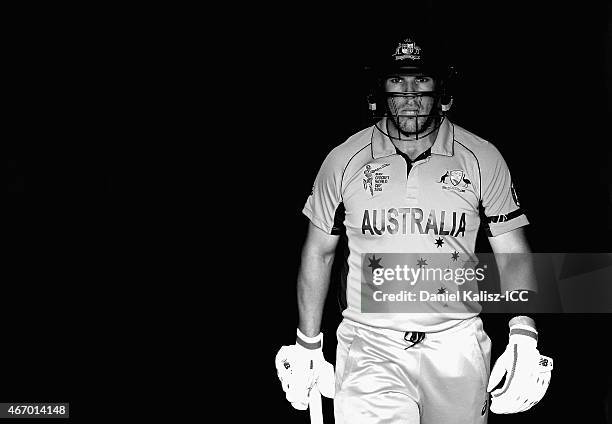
[480,145,529,237]
[302,151,344,235]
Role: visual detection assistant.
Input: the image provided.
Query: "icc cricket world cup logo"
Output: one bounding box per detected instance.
[363,163,390,196]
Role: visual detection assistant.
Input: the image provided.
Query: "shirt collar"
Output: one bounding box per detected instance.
[371,117,454,159]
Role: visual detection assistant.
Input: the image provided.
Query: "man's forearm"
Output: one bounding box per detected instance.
[496,253,538,327]
[297,249,335,337]
[496,252,538,294]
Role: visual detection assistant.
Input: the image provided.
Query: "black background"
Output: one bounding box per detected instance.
[5,1,612,422]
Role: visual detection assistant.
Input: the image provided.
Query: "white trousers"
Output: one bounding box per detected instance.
[334,317,491,424]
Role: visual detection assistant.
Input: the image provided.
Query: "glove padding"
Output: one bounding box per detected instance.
[275,329,335,410]
[487,324,553,414]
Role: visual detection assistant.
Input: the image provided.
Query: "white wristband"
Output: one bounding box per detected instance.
[509,324,538,343]
[296,328,323,350]
[509,323,538,334]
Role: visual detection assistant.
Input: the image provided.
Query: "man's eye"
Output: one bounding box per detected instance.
[389,78,402,84]
[416,77,430,83]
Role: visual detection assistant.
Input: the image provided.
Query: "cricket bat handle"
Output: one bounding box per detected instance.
[309,385,323,424]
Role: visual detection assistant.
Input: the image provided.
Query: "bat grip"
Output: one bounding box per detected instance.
[309,384,323,424]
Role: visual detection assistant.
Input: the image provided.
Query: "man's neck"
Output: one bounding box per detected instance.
[387,121,439,161]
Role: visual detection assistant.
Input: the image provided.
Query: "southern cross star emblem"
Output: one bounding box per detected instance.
[368,255,383,272]
[438,287,449,308]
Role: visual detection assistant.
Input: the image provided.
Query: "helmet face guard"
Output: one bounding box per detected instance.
[369,88,445,140]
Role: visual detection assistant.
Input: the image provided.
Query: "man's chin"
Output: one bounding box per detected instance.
[395,115,436,134]
[398,121,427,135]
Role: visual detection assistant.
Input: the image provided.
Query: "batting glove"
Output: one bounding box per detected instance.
[487,322,553,414]
[275,329,335,410]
